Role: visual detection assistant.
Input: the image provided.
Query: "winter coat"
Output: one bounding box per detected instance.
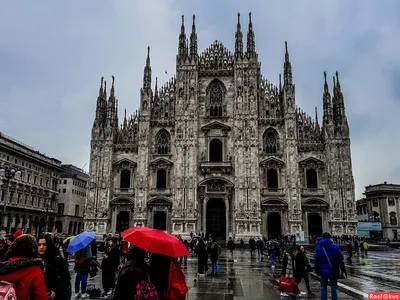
[281,252,295,278]
[114,260,149,300]
[210,243,221,261]
[101,245,120,272]
[0,257,47,300]
[43,255,71,300]
[74,245,93,273]
[295,251,310,277]
[314,238,344,278]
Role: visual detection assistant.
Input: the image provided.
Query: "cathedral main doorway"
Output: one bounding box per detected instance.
[116,211,130,233]
[267,212,282,239]
[206,198,226,241]
[153,211,167,231]
[308,212,323,237]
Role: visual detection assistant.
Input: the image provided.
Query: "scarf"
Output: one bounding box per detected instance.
[285,253,294,278]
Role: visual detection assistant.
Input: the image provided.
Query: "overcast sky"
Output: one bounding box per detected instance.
[1,0,399,198]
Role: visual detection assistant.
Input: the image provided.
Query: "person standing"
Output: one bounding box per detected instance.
[196,238,207,276]
[249,237,256,257]
[346,240,353,262]
[210,238,222,276]
[101,237,120,296]
[38,234,71,300]
[227,237,235,261]
[314,232,344,300]
[73,244,92,298]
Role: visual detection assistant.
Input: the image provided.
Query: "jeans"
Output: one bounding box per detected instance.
[269,252,276,266]
[75,272,88,294]
[211,260,219,274]
[320,276,337,300]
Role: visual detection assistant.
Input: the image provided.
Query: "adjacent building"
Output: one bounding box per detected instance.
[56,164,89,235]
[85,14,358,241]
[356,182,400,240]
[0,132,63,236]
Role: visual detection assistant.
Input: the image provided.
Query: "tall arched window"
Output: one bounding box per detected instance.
[120,169,131,189]
[266,169,278,190]
[155,129,171,155]
[306,169,318,188]
[208,81,224,117]
[263,128,279,154]
[209,139,223,162]
[156,169,167,189]
[390,212,397,226]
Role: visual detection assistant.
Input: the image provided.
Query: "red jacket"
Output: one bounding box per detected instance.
[0,257,47,300]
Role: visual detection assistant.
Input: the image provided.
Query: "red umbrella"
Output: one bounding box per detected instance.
[121,227,189,257]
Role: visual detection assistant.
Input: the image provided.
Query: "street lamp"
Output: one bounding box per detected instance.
[0,165,23,230]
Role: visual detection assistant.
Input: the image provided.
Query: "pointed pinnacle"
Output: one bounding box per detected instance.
[323,71,327,83]
[249,12,252,24]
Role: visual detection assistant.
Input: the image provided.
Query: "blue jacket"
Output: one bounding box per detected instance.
[314,238,344,278]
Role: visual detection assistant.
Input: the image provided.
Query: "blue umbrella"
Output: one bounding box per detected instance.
[67,231,95,253]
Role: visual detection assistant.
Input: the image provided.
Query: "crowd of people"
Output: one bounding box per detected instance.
[0,229,367,300]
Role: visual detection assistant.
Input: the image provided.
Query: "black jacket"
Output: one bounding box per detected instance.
[43,256,71,300]
[114,260,148,300]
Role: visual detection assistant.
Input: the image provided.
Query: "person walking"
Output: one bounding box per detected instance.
[295,246,313,295]
[314,232,344,300]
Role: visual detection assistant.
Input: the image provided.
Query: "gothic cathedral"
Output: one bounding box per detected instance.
[85,14,358,241]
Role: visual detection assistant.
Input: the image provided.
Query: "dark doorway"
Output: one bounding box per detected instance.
[308,212,323,237]
[153,211,167,231]
[209,139,223,162]
[116,211,130,233]
[267,213,282,239]
[206,198,226,241]
[267,169,278,189]
[120,169,131,189]
[306,169,318,188]
[156,169,167,189]
[55,220,62,233]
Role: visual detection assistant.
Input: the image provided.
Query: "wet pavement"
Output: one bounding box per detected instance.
[68,249,400,299]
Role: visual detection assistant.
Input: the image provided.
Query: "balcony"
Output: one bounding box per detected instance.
[114,188,135,196]
[149,188,172,197]
[261,188,285,197]
[301,188,325,196]
[200,161,233,175]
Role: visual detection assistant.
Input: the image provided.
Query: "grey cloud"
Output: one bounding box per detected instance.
[1,0,400,198]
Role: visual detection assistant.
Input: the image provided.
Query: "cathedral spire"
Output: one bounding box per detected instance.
[189,14,198,57]
[99,76,104,97]
[246,12,256,57]
[178,15,187,59]
[334,71,349,132]
[110,75,115,98]
[322,71,333,128]
[143,46,152,91]
[283,41,293,86]
[235,13,243,59]
[154,77,158,99]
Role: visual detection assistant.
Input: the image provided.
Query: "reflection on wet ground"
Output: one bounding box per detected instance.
[67,248,400,299]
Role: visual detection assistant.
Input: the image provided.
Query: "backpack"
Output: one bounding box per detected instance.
[164,261,188,300]
[134,279,159,300]
[0,281,17,300]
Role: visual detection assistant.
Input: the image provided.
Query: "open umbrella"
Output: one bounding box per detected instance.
[121,227,189,257]
[67,231,95,253]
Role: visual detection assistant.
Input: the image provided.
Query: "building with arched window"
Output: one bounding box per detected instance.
[356,183,400,241]
[85,14,357,241]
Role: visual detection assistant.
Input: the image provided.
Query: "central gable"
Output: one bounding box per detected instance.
[201,121,231,132]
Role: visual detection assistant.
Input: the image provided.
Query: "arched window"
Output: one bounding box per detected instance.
[390,212,397,226]
[209,139,223,162]
[155,129,171,155]
[263,128,279,153]
[266,169,278,190]
[120,169,131,189]
[156,169,167,189]
[373,211,380,222]
[208,81,224,117]
[306,169,318,188]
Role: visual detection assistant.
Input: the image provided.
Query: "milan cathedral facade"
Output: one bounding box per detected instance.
[84,14,358,241]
